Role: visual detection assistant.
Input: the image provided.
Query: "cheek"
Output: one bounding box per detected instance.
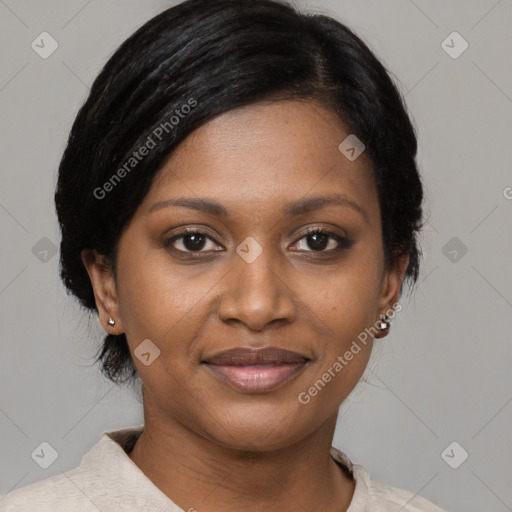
[315,254,383,329]
[302,249,382,377]
[116,250,189,335]
[116,258,168,339]
[115,248,224,376]
[298,275,377,411]
[115,259,198,392]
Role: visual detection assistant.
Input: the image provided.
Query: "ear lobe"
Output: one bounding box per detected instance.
[81,249,123,334]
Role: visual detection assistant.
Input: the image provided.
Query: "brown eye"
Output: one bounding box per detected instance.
[292,229,352,253]
[165,230,220,253]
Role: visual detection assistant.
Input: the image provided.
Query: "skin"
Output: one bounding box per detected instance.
[82,99,408,512]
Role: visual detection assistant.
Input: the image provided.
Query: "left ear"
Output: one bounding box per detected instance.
[378,252,409,314]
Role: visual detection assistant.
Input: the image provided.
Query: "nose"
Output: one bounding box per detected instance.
[216,242,297,331]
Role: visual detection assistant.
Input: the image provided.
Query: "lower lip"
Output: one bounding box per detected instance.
[203,363,307,393]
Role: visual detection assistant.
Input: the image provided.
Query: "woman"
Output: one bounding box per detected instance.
[0,0,447,510]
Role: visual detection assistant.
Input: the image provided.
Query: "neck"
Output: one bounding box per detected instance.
[128,407,355,512]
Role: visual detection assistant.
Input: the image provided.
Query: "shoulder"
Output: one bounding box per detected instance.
[329,447,448,512]
[0,467,95,511]
[366,474,447,511]
[0,425,146,512]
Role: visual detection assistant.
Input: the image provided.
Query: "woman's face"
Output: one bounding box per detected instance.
[85,99,406,450]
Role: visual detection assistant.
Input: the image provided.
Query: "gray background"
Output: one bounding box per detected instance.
[1,0,511,510]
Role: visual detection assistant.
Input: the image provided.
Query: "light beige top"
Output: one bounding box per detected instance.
[0,425,446,511]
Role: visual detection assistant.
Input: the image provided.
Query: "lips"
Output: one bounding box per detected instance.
[202,347,309,393]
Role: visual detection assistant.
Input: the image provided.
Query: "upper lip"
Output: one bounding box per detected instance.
[202,346,309,366]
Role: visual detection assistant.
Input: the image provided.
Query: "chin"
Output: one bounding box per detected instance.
[199,401,316,452]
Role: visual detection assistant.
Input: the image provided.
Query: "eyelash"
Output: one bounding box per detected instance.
[164,227,352,255]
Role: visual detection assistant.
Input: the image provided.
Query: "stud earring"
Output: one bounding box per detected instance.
[107,318,116,327]
[377,315,390,337]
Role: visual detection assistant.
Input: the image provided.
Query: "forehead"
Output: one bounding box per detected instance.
[142,99,379,223]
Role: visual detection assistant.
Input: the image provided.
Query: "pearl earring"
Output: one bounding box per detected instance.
[107,318,116,327]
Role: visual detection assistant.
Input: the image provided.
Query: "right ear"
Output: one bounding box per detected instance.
[81,249,124,335]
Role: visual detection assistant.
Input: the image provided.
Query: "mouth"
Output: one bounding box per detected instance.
[201,347,310,393]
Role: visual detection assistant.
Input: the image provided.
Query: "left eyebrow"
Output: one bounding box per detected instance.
[282,193,369,224]
[148,193,368,223]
